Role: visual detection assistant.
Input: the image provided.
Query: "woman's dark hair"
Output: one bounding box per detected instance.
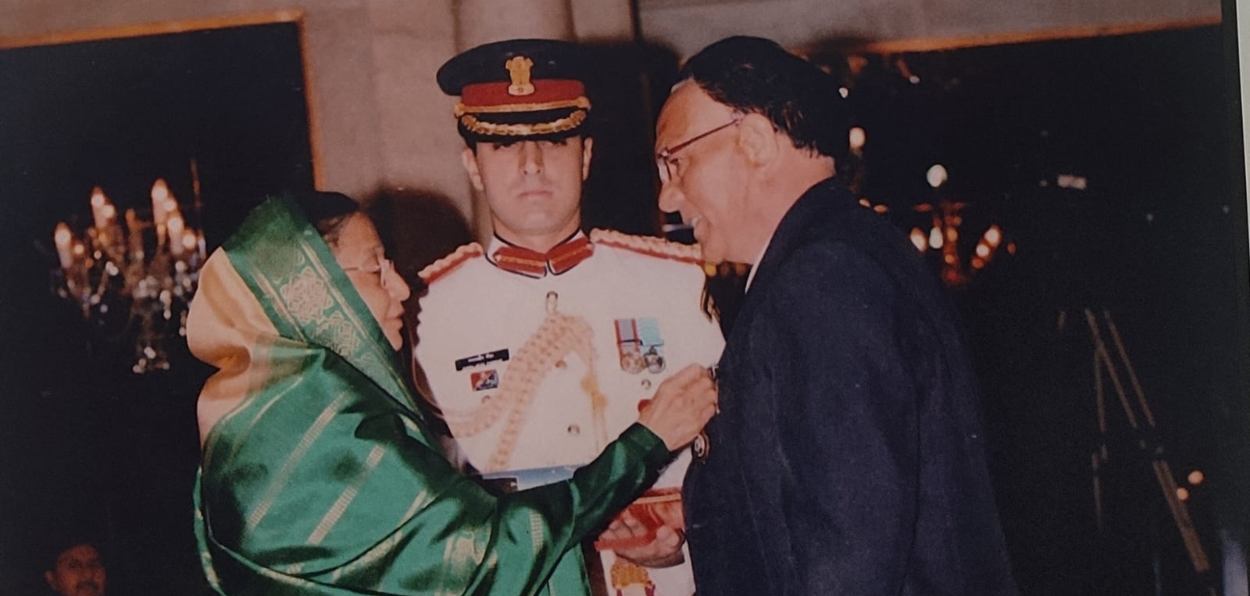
[42,534,106,572]
[290,190,360,246]
[676,36,849,160]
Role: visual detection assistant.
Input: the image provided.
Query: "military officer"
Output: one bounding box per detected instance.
[414,39,724,596]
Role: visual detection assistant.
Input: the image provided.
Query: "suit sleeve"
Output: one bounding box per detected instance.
[756,241,920,594]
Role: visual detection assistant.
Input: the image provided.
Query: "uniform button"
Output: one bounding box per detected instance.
[641,378,652,389]
[567,424,581,436]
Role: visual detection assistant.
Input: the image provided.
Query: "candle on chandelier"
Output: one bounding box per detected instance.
[125,208,144,258]
[849,127,866,154]
[909,228,927,252]
[102,204,116,225]
[181,229,198,255]
[926,164,948,189]
[151,179,171,228]
[984,225,1003,248]
[90,187,112,231]
[53,222,74,269]
[167,214,186,256]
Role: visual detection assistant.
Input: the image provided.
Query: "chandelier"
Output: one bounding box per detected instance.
[906,164,1014,287]
[844,127,1014,287]
[51,173,205,374]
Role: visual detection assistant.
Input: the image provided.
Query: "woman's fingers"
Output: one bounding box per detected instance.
[638,364,720,450]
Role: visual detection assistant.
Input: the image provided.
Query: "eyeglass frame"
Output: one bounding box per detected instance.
[340,246,396,290]
[655,113,745,184]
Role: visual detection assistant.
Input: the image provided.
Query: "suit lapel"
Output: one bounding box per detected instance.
[728,178,855,345]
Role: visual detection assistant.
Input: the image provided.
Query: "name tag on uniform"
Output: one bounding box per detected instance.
[455,348,510,371]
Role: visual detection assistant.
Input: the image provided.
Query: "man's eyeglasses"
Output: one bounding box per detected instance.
[655,114,744,184]
[342,246,396,290]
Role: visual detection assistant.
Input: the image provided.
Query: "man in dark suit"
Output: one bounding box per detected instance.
[653,36,1018,595]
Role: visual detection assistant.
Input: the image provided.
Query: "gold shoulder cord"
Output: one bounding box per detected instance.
[590,228,705,262]
[440,292,607,472]
[417,243,483,284]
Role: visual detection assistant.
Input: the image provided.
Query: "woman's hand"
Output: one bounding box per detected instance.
[637,364,718,451]
[598,501,687,567]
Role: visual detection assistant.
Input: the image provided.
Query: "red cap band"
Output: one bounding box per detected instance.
[460,79,586,110]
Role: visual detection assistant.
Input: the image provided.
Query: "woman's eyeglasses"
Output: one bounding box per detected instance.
[342,247,396,290]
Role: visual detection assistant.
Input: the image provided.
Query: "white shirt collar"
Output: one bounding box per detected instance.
[743,232,775,293]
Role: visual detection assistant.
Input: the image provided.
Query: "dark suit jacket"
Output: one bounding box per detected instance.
[684,179,1017,595]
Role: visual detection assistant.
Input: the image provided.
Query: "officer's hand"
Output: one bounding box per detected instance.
[637,364,717,451]
[598,509,686,568]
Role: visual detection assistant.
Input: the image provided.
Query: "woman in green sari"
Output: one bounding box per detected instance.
[188,192,716,595]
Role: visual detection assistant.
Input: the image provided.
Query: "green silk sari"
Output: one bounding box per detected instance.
[189,197,669,595]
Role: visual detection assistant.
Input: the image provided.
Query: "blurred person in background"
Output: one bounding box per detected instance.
[44,539,105,596]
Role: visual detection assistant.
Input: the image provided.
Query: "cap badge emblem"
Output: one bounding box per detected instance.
[505,56,535,96]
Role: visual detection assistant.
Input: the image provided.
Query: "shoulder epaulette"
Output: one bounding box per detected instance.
[590,228,706,266]
[418,242,484,285]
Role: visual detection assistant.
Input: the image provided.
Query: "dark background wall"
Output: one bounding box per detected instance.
[0,23,313,594]
[822,25,1247,595]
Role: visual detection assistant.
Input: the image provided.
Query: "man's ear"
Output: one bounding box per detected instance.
[44,570,56,590]
[736,114,779,167]
[581,137,594,181]
[460,147,485,192]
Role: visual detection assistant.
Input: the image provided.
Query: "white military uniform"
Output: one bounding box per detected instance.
[415,229,724,596]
